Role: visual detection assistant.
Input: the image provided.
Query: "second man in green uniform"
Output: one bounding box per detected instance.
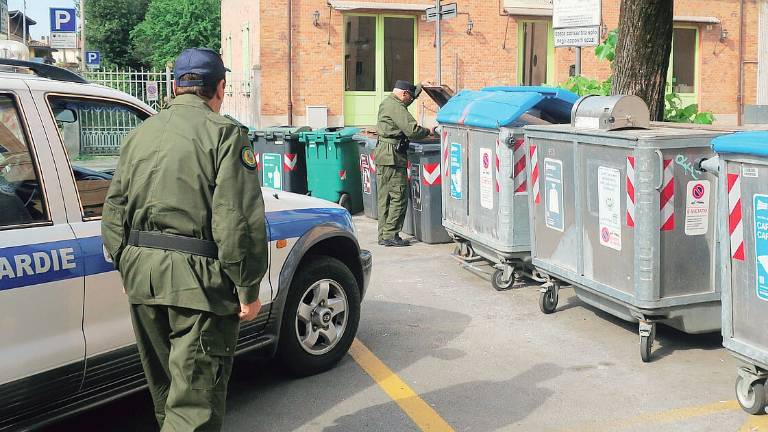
[374,80,435,247]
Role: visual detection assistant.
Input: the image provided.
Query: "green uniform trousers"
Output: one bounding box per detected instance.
[129,304,240,432]
[377,165,409,240]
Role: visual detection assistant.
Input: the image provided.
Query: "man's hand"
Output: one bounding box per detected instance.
[239,299,262,321]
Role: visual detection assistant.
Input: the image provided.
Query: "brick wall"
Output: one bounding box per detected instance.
[221,0,762,127]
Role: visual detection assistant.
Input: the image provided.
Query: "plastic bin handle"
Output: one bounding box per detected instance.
[655,149,664,191]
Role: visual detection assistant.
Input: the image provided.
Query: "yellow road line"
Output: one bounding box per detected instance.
[565,400,741,432]
[739,415,768,431]
[348,338,455,432]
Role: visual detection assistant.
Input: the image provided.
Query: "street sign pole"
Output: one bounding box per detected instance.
[575,46,581,76]
[80,0,86,71]
[435,0,441,84]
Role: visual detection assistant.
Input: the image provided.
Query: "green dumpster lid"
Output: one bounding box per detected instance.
[300,127,362,143]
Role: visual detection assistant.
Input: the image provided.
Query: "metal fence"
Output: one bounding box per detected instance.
[84,68,174,112]
[79,104,143,156]
[76,68,256,155]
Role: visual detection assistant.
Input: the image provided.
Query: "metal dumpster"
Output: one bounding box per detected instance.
[711,131,768,414]
[438,86,578,290]
[355,133,379,220]
[408,139,451,244]
[525,95,727,362]
[251,126,311,193]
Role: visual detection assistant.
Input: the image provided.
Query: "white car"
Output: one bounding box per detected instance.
[0,60,371,431]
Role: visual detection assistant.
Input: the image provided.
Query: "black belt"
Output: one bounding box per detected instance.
[128,230,219,259]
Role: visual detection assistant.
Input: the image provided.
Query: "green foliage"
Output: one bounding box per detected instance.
[563,75,611,97]
[594,29,618,63]
[664,91,715,124]
[130,0,222,70]
[560,28,714,125]
[83,0,149,69]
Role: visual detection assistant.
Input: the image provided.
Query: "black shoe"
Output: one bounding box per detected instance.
[390,236,411,247]
[378,239,388,246]
[380,238,408,247]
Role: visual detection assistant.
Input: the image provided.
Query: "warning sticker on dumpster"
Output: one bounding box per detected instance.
[360,154,372,195]
[480,148,493,210]
[262,153,283,190]
[754,194,768,302]
[450,143,462,200]
[411,163,422,211]
[544,158,564,232]
[598,166,622,251]
[684,180,710,236]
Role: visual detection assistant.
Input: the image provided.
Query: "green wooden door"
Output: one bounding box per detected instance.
[343,14,417,126]
[517,20,555,86]
[668,26,700,108]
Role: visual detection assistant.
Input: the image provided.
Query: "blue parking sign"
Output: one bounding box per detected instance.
[50,8,77,32]
[754,194,768,301]
[85,51,101,68]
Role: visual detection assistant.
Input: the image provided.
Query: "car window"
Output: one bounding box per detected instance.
[47,96,147,219]
[0,94,49,228]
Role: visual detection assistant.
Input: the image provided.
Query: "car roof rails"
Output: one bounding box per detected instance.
[0,59,88,84]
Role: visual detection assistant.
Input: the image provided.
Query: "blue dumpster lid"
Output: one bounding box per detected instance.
[712,131,768,157]
[436,86,579,129]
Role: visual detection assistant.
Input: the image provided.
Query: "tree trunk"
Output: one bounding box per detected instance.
[611,0,674,121]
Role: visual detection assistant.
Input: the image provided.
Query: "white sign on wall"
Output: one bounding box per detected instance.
[554,26,600,47]
[553,0,601,29]
[50,32,78,49]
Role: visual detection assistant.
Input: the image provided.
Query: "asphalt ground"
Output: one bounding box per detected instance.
[43,215,768,431]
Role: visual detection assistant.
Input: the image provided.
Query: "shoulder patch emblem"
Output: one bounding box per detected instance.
[241,147,257,170]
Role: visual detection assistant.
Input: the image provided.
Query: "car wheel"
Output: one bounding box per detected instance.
[277,255,361,376]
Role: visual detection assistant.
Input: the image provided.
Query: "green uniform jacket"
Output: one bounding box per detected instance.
[374,87,431,167]
[101,94,268,316]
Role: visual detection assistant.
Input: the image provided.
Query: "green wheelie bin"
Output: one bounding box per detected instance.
[299,127,364,213]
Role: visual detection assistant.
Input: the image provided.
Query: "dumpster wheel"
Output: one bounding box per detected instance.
[736,375,768,415]
[639,322,657,363]
[539,282,559,314]
[492,268,515,291]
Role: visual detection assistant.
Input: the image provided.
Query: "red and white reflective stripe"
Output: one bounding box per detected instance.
[495,140,501,192]
[442,143,450,177]
[369,153,376,174]
[407,161,412,180]
[529,145,540,204]
[660,159,675,231]
[423,162,441,186]
[283,153,298,171]
[255,153,260,170]
[626,156,636,227]
[513,138,527,193]
[339,170,347,181]
[728,173,745,261]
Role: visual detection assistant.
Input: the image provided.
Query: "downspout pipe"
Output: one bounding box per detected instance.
[737,0,745,125]
[287,0,294,125]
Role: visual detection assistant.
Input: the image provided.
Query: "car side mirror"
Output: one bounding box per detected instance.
[54,108,77,123]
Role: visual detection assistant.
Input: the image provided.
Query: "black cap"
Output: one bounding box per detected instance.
[395,80,417,95]
[174,48,228,87]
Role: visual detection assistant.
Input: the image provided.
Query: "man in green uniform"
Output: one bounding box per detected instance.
[375,80,435,247]
[101,48,267,431]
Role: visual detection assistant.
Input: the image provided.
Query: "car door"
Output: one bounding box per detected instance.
[0,80,85,426]
[32,85,153,390]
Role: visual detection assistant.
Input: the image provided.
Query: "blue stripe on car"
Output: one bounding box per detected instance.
[0,207,353,292]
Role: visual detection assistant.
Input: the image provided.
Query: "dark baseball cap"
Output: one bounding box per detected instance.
[395,80,417,95]
[174,48,229,87]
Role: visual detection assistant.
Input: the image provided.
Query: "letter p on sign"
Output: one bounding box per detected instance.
[50,8,77,32]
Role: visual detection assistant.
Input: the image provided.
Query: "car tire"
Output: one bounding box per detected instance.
[276,255,361,377]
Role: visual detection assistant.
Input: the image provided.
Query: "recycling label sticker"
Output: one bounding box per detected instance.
[361,154,371,195]
[262,153,283,190]
[544,158,564,232]
[598,166,621,251]
[450,143,462,200]
[754,194,768,302]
